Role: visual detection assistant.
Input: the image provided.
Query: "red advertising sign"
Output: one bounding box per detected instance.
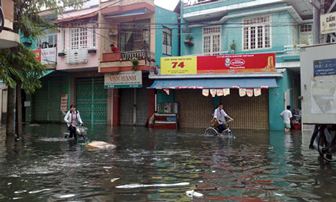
[197,53,275,74]
[32,49,42,62]
[60,94,68,112]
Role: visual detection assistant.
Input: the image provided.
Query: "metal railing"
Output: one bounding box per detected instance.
[185,51,229,56]
[121,50,155,61]
[284,44,306,55]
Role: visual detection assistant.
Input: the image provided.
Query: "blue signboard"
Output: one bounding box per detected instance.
[314,59,336,76]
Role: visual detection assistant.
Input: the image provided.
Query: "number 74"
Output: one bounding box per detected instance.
[172,62,185,68]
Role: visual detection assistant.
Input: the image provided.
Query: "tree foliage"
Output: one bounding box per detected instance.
[14,0,85,37]
[0,0,84,91]
[0,44,46,93]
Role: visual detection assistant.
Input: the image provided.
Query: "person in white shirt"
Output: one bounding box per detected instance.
[64,104,84,139]
[213,103,233,136]
[280,105,293,132]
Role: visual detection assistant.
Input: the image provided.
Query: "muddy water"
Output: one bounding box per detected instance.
[0,124,334,201]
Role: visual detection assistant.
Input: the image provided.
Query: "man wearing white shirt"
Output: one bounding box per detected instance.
[213,103,233,136]
[280,105,293,132]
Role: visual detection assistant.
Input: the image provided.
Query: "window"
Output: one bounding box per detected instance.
[37,29,57,49]
[70,24,87,50]
[60,29,65,51]
[299,25,313,45]
[203,25,221,55]
[90,24,96,48]
[300,25,312,32]
[118,19,150,51]
[243,16,271,50]
[162,27,172,55]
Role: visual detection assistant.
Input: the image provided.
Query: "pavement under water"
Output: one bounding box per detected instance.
[0,124,334,201]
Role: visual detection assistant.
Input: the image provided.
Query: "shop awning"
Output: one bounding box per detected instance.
[148,78,278,89]
[39,69,55,79]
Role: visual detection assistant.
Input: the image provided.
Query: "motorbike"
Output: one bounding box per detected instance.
[309,124,336,162]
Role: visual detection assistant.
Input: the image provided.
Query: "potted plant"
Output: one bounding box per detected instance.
[184,34,194,46]
[131,57,139,70]
[230,40,236,54]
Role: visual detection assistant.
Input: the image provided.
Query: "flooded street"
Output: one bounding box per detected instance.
[0,124,335,201]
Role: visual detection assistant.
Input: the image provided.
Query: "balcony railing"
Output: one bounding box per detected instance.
[284,44,306,55]
[65,48,88,64]
[102,50,155,63]
[185,51,229,56]
[184,0,221,7]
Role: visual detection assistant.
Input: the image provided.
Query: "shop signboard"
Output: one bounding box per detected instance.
[197,53,275,74]
[32,47,57,65]
[160,53,275,75]
[104,71,142,88]
[321,12,336,34]
[161,56,197,75]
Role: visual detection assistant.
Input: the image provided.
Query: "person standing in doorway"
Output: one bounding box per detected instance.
[280,105,292,132]
[64,104,84,140]
[213,103,233,136]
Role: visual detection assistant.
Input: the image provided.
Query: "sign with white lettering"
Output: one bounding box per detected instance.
[104,71,142,88]
[321,12,336,34]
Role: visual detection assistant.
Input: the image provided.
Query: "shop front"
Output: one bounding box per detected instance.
[149,53,282,130]
[105,70,154,126]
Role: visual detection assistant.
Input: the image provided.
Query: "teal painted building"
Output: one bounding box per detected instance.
[155,6,180,66]
[151,0,312,130]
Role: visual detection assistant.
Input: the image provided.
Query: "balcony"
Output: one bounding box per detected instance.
[282,44,306,61]
[64,48,88,64]
[100,50,155,73]
[185,51,229,56]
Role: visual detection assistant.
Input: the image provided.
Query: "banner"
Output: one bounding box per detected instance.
[105,71,142,88]
[321,12,336,34]
[160,53,275,75]
[161,56,197,75]
[197,53,275,74]
[32,48,57,65]
[60,94,68,112]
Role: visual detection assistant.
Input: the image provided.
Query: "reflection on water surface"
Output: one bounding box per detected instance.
[0,124,334,201]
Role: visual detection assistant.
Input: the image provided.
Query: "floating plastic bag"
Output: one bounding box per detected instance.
[186,190,203,198]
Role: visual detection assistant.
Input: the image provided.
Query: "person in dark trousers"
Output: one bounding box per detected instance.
[213,103,233,136]
[110,44,120,52]
[64,104,83,140]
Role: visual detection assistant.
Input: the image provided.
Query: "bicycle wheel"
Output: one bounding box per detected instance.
[204,127,218,136]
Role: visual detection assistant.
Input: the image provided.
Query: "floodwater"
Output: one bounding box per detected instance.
[0,124,335,201]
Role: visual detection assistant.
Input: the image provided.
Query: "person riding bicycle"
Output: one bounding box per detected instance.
[213,103,233,136]
[64,104,83,140]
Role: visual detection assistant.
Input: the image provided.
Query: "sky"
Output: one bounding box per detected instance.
[154,0,181,11]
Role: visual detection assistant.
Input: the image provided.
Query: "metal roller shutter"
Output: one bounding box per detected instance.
[32,76,62,122]
[175,90,213,129]
[175,89,269,130]
[120,77,149,126]
[220,89,269,130]
[76,77,107,124]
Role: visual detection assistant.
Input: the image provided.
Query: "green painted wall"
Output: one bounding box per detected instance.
[158,90,175,103]
[269,70,299,130]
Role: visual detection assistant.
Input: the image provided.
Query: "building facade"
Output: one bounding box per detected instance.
[150,0,313,130]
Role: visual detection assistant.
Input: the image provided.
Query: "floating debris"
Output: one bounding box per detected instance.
[186,190,203,198]
[116,182,190,189]
[111,178,120,183]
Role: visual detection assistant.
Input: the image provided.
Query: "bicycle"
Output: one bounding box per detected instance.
[204,119,235,138]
